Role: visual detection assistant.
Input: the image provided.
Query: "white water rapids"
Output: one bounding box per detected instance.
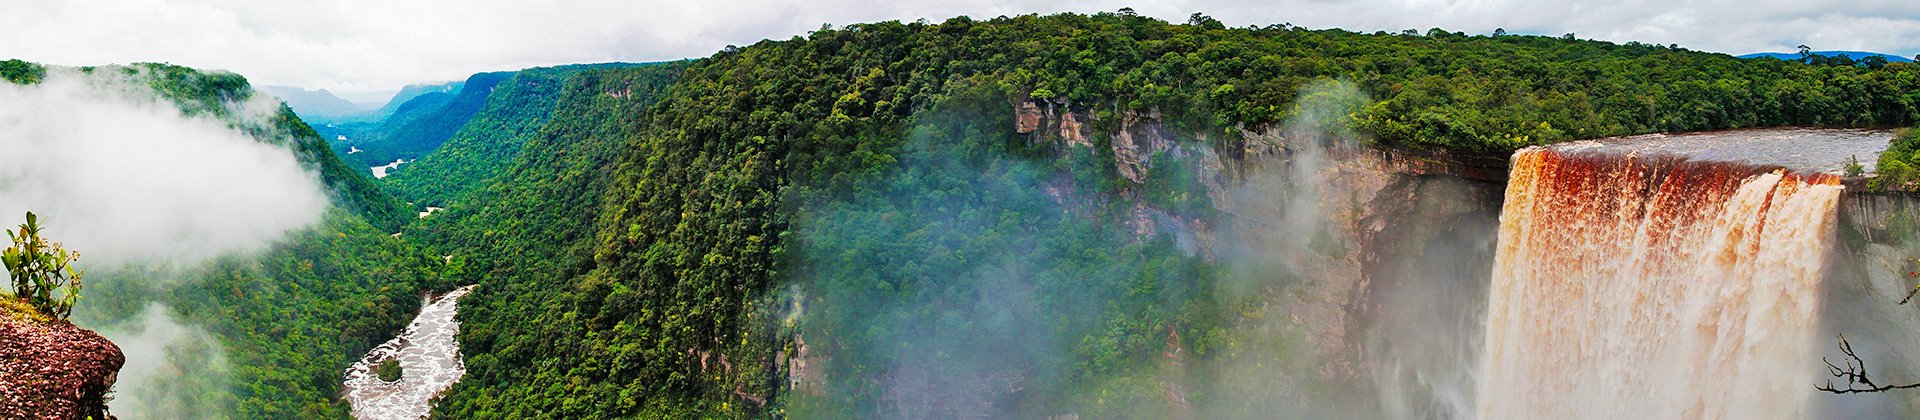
[343,285,475,419]
[371,158,413,179]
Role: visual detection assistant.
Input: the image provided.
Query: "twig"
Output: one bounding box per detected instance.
[1817,334,1920,394]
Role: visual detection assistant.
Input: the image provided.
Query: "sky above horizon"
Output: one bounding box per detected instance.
[5,0,1916,103]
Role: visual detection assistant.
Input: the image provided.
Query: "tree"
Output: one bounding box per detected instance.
[1862,55,1889,70]
[1187,13,1224,30]
[2,212,84,319]
[0,59,45,84]
[1798,45,1814,63]
[1493,28,1508,37]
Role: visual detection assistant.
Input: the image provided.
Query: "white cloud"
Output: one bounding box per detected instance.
[0,68,329,267]
[1,0,1915,98]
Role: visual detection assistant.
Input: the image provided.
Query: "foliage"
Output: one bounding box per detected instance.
[434,11,1920,418]
[3,212,84,320]
[1874,128,1920,191]
[0,297,48,324]
[376,359,403,382]
[23,10,1920,418]
[423,63,689,417]
[384,63,654,206]
[164,211,457,418]
[0,59,45,85]
[4,60,438,418]
[786,83,1225,417]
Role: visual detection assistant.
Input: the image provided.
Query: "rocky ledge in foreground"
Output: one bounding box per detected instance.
[0,302,123,420]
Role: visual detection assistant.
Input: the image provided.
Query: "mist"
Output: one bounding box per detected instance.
[0,69,328,267]
[783,81,1503,418]
[0,68,328,419]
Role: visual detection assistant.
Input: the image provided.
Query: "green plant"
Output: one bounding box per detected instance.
[1846,155,1865,177]
[2,212,84,320]
[0,59,45,85]
[375,359,403,381]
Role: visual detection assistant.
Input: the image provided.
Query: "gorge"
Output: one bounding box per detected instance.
[8,10,1920,419]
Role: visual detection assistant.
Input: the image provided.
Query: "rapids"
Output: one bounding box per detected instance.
[371,158,413,179]
[343,285,475,420]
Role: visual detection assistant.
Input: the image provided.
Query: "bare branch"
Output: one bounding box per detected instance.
[1817,334,1920,394]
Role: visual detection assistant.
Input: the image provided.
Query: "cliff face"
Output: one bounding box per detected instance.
[1827,193,1920,417]
[0,305,123,420]
[1009,99,1506,416]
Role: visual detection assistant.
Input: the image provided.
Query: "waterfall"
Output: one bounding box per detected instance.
[1478,145,1842,419]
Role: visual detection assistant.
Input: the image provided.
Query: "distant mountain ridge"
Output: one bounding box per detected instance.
[261,85,375,119]
[374,81,464,119]
[1737,50,1914,62]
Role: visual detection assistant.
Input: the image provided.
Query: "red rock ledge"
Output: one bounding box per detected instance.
[0,305,123,420]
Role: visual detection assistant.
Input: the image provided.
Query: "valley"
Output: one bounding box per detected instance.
[4,7,1920,420]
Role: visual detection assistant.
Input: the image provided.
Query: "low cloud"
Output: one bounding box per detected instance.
[0,68,326,420]
[0,68,328,267]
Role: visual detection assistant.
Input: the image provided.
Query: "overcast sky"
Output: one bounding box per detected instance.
[5,0,1916,103]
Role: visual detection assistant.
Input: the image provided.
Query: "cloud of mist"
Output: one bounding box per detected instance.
[786,80,1503,419]
[1195,79,1502,419]
[94,304,236,420]
[0,68,326,419]
[790,135,1073,417]
[0,69,328,268]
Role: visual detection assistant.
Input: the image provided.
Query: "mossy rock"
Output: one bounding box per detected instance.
[0,297,51,324]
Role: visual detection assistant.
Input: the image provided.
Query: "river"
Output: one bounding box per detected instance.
[371,158,413,179]
[342,285,475,419]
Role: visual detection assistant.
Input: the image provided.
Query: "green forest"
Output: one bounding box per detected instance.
[8,9,1920,419]
[422,11,1920,418]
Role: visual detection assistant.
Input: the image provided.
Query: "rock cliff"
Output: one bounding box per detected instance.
[0,302,123,420]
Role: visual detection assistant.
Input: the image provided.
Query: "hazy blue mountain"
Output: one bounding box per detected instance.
[1737,50,1914,62]
[373,80,464,119]
[260,85,375,120]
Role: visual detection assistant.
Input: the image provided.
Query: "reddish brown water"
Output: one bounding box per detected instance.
[1479,146,1842,419]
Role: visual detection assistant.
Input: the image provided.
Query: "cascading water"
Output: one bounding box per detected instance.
[343,285,476,420]
[1479,143,1843,419]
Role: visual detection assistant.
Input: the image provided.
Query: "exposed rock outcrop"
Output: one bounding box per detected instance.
[0,304,124,420]
[1016,100,1095,147]
[1110,108,1177,183]
[1014,101,1044,134]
